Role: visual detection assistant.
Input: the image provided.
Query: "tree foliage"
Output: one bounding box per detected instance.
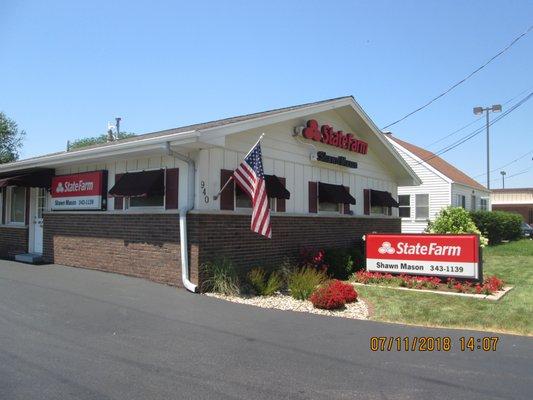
[69,132,136,151]
[0,112,25,164]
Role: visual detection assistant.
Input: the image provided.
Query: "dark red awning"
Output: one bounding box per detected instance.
[109,170,164,197]
[265,175,290,200]
[370,190,399,207]
[318,182,356,205]
[0,169,54,188]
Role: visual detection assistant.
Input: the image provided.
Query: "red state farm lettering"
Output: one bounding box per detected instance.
[302,119,368,155]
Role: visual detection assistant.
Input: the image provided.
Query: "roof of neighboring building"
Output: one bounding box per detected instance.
[387,135,488,191]
[491,188,533,193]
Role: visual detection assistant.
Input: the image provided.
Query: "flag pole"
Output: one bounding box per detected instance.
[213,133,265,200]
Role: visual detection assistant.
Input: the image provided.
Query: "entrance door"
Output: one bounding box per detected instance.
[33,188,47,254]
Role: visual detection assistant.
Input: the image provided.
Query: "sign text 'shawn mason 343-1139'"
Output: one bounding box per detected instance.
[51,171,107,211]
[366,234,481,280]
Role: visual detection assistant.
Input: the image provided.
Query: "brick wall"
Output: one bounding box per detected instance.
[43,213,186,286]
[492,204,533,224]
[188,213,401,278]
[0,226,28,259]
[42,212,400,288]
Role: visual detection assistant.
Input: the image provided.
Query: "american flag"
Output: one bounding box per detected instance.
[233,140,272,238]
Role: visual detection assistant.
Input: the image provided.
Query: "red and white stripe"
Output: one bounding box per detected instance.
[234,162,272,239]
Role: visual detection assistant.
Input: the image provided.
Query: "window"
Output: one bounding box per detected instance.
[456,194,466,208]
[371,205,391,216]
[415,194,429,219]
[398,195,411,218]
[127,194,164,208]
[480,198,488,211]
[319,201,341,212]
[9,187,26,224]
[471,195,476,211]
[235,184,252,208]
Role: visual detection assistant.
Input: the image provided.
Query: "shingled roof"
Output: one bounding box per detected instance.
[388,135,488,191]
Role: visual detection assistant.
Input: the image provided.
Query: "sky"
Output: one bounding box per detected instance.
[1,0,532,188]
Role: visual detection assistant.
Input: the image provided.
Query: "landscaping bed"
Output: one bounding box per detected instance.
[205,292,369,320]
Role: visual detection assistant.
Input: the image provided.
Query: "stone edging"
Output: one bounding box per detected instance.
[353,282,513,301]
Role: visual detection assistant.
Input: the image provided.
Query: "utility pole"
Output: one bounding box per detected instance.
[473,104,502,189]
[500,171,506,189]
[115,117,121,138]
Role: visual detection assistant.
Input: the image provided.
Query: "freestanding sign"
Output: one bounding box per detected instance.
[366,234,481,281]
[51,171,107,211]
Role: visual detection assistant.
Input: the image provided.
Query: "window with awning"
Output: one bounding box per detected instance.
[318,182,356,205]
[109,170,165,208]
[370,190,399,208]
[234,173,290,211]
[0,169,54,188]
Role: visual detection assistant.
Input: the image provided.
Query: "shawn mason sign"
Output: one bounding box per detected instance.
[302,119,368,155]
[51,171,108,211]
[366,234,481,280]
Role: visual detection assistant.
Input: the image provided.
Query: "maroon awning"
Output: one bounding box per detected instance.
[318,182,356,205]
[0,169,54,188]
[370,190,399,207]
[109,170,164,197]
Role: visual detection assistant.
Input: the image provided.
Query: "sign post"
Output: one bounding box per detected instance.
[366,234,482,281]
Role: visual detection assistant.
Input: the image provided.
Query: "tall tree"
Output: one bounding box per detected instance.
[0,112,25,164]
[69,131,136,151]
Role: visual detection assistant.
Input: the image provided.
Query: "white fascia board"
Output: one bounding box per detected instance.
[0,130,199,172]
[452,182,491,196]
[387,137,453,184]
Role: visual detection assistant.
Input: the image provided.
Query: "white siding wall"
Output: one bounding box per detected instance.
[451,183,492,211]
[197,110,398,216]
[388,139,451,233]
[54,155,189,211]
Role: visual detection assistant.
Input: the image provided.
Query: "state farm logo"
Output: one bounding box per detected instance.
[378,241,395,255]
[55,179,94,193]
[56,182,65,193]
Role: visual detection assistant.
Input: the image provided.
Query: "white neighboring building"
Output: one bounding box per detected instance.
[385,134,491,233]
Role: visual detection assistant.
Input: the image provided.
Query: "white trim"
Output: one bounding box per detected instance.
[6,186,27,226]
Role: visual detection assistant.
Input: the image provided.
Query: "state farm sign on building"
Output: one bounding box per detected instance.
[366,234,481,280]
[51,171,107,211]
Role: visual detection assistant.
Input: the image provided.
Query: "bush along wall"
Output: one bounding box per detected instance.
[470,211,522,245]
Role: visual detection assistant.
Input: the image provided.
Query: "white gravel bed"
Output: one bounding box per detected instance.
[204,292,369,320]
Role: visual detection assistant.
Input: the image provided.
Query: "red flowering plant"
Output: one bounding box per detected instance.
[328,279,358,303]
[310,283,346,310]
[299,247,329,273]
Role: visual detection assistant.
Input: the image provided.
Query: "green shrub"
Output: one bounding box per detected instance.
[427,206,488,246]
[323,247,354,280]
[470,210,522,245]
[248,268,283,296]
[200,258,240,295]
[287,267,327,300]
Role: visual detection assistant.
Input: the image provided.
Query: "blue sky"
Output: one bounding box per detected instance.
[1,0,532,188]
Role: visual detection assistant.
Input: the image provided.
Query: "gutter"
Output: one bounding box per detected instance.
[165,142,197,293]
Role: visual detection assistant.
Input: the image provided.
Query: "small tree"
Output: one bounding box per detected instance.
[69,132,136,151]
[0,112,25,163]
[426,206,488,246]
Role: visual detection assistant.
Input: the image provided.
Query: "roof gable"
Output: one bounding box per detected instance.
[388,135,487,191]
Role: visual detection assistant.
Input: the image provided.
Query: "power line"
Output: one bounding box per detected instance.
[474,149,533,178]
[425,86,532,148]
[489,166,532,184]
[414,91,533,165]
[381,25,533,130]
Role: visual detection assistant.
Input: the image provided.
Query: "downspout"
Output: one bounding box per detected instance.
[165,142,197,292]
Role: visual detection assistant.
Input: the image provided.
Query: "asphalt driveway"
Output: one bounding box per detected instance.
[0,260,531,400]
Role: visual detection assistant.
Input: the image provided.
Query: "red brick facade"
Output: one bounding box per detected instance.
[41,212,399,287]
[0,226,29,259]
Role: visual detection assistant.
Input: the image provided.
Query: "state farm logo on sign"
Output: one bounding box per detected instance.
[51,171,107,211]
[378,241,395,255]
[301,119,368,155]
[366,234,481,280]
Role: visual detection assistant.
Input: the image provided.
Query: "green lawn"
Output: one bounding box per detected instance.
[357,240,533,336]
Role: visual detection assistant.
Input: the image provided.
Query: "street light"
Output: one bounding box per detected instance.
[473,104,502,189]
[500,170,506,189]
